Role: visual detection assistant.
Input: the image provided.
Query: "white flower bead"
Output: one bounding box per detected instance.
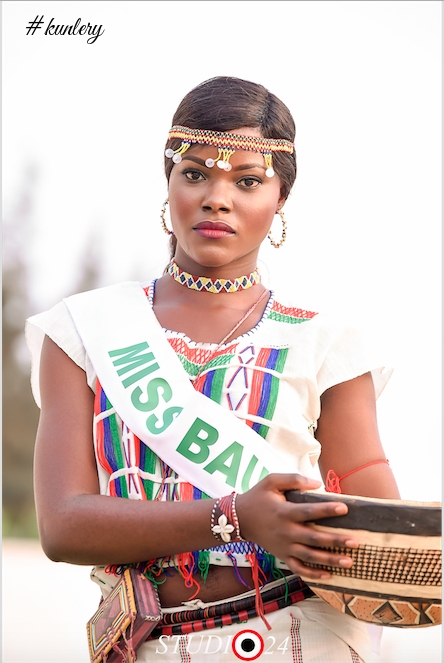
[211,514,235,543]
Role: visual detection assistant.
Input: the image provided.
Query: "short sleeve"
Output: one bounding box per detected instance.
[314,316,393,399]
[25,301,96,408]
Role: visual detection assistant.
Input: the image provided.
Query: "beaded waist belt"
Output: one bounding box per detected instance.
[148,576,314,638]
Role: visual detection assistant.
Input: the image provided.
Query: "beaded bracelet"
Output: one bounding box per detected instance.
[211,492,246,543]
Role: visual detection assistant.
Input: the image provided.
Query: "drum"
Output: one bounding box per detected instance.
[285,490,442,627]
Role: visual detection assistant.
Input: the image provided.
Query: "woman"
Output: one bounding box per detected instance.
[27,76,400,662]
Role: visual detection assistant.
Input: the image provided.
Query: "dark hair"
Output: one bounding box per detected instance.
[164,76,297,257]
[164,76,296,193]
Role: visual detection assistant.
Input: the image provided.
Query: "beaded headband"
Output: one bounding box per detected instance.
[165,125,294,178]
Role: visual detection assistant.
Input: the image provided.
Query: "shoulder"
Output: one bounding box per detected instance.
[25,281,140,406]
[270,291,365,337]
[268,291,346,339]
[267,292,392,396]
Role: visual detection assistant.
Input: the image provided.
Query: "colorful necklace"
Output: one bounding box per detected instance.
[167,259,261,294]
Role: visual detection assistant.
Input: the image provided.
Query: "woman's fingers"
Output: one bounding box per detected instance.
[260,472,322,493]
[282,541,356,579]
[289,542,352,568]
[285,557,337,580]
[285,499,348,521]
[237,473,361,550]
[285,522,358,550]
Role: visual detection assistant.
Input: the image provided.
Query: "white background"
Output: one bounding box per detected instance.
[2,2,442,661]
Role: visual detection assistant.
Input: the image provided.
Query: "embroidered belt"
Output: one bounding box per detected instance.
[148,576,314,638]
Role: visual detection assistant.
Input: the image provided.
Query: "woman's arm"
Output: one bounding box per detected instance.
[315,371,400,498]
[34,335,362,578]
[34,335,218,564]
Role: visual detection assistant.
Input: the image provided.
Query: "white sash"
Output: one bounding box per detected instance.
[65,282,286,498]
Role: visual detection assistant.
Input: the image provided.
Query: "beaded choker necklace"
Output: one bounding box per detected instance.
[167,259,261,293]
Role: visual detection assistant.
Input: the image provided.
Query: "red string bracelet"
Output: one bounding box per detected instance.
[325,459,390,494]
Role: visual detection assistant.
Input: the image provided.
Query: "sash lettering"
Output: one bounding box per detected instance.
[65,282,287,497]
[108,341,270,489]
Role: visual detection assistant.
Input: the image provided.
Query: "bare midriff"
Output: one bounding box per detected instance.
[157,565,291,608]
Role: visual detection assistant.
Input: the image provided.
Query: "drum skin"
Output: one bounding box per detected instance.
[285,491,442,627]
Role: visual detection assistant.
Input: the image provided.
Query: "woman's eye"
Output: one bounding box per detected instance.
[238,177,261,189]
[184,170,205,181]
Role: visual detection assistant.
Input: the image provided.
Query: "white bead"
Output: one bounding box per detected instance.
[165,148,174,158]
[225,162,232,171]
[217,160,226,169]
[265,167,275,178]
[172,154,182,164]
[205,158,215,168]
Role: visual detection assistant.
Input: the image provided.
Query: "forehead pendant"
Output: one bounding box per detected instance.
[165,126,294,177]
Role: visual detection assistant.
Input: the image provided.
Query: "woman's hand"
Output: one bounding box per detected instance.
[236,473,358,579]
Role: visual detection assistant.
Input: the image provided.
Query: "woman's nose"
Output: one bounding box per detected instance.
[201,180,232,213]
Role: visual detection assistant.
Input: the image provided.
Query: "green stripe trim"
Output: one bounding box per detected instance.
[208,367,227,403]
[269,311,313,325]
[176,353,234,377]
[108,413,129,498]
[274,347,289,374]
[141,446,158,501]
[257,348,289,438]
[256,423,270,439]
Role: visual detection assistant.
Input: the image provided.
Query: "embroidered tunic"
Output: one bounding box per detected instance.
[26,281,390,662]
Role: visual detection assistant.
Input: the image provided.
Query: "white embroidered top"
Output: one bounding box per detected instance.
[26,281,392,572]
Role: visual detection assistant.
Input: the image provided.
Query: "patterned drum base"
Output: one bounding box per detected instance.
[310,586,442,627]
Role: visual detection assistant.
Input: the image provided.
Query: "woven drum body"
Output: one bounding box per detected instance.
[286,491,442,628]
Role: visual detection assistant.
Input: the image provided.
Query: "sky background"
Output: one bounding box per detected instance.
[3,1,441,504]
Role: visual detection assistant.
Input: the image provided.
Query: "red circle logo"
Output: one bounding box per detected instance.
[232,629,265,660]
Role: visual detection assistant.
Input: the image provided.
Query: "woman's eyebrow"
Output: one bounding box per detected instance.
[182,155,206,166]
[234,162,266,172]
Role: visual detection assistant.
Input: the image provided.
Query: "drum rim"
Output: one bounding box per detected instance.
[285,490,442,536]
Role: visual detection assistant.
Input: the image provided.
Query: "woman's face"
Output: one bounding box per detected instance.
[167,127,285,275]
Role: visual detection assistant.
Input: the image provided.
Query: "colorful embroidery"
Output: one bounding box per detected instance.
[167,336,237,379]
[179,635,191,663]
[95,285,317,594]
[290,613,303,663]
[226,346,255,411]
[349,646,363,663]
[95,388,128,498]
[246,347,289,438]
[269,301,317,325]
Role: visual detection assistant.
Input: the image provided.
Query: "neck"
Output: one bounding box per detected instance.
[172,247,260,282]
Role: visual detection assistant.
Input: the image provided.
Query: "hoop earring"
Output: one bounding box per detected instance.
[268,209,287,248]
[160,198,174,236]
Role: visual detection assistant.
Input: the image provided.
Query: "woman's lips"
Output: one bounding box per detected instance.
[193,221,235,239]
